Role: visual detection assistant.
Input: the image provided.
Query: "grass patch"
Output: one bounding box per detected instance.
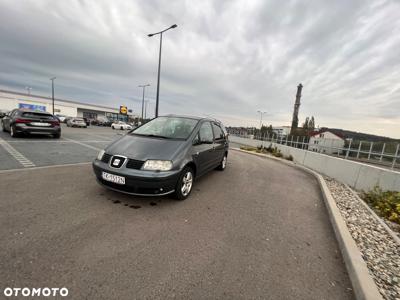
[362,187,400,224]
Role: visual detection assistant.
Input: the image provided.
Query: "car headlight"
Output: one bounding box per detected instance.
[143,160,173,171]
[97,149,105,160]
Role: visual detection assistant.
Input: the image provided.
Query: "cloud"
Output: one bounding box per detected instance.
[0,0,399,138]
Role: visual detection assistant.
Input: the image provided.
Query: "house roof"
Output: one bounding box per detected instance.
[310,129,345,140]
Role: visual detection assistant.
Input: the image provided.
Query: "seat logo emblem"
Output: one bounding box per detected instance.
[113,159,120,166]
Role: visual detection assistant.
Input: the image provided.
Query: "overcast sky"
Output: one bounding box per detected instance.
[0,0,399,138]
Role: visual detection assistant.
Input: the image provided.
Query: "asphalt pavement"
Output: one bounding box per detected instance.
[0,147,354,299]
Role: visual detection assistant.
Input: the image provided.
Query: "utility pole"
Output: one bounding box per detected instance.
[50,77,56,115]
[138,84,150,121]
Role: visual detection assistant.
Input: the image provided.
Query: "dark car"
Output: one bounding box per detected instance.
[92,115,229,200]
[1,109,61,138]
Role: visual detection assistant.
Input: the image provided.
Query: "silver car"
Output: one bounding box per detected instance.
[67,118,87,128]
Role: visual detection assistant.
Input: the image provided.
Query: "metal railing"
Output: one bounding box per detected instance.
[230,132,400,171]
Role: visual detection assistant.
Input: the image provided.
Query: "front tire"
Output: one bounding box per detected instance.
[112,126,115,130]
[53,133,61,139]
[174,167,194,200]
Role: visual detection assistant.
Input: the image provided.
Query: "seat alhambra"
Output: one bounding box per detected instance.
[92,115,229,200]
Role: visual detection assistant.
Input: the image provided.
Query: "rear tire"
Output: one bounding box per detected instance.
[10,126,19,138]
[174,167,194,201]
[112,126,115,130]
[216,154,227,171]
[1,122,6,132]
[120,127,123,130]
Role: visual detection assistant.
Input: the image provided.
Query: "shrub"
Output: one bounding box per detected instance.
[362,186,400,224]
[285,155,293,161]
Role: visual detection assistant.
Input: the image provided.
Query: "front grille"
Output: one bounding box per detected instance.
[126,159,145,170]
[101,153,112,164]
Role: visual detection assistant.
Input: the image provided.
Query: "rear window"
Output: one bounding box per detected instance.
[21,112,54,119]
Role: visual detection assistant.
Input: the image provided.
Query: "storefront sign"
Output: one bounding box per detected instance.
[19,103,46,112]
[119,105,128,115]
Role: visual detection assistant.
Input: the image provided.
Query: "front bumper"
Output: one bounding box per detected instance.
[92,159,180,196]
[15,124,61,135]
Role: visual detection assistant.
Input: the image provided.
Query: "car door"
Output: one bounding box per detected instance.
[212,122,227,166]
[192,121,216,176]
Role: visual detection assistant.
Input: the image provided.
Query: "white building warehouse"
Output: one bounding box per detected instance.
[0,89,135,122]
[308,130,345,155]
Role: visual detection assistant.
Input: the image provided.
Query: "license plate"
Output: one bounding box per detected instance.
[102,172,125,185]
[31,122,51,126]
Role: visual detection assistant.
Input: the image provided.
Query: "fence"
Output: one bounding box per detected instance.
[229,132,400,171]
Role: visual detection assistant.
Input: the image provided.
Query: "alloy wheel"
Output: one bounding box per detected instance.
[181,171,193,196]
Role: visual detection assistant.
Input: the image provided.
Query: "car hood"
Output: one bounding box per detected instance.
[105,134,186,161]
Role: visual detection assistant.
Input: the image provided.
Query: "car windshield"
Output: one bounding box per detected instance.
[131,117,198,139]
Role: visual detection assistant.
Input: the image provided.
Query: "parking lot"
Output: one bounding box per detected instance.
[0,125,353,299]
[0,124,123,171]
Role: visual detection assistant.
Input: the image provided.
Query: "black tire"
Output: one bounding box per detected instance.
[120,127,123,130]
[174,167,194,201]
[112,126,115,130]
[53,133,61,139]
[216,154,227,171]
[1,122,6,132]
[10,125,19,138]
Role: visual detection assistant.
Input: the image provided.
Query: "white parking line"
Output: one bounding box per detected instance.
[5,140,112,143]
[61,137,102,151]
[0,137,36,168]
[0,162,91,174]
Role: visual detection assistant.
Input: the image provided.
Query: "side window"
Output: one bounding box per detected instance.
[199,122,214,143]
[192,132,200,145]
[212,123,225,140]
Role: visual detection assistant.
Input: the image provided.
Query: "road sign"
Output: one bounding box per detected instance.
[120,105,128,115]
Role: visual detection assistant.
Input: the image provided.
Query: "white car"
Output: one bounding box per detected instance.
[111,121,132,130]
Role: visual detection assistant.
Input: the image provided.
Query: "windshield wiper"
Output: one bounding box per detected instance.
[135,133,171,139]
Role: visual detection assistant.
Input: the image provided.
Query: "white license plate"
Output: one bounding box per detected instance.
[31,122,51,126]
[102,172,125,185]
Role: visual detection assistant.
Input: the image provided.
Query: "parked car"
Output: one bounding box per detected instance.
[1,109,61,138]
[83,117,90,126]
[93,115,229,200]
[67,118,87,128]
[0,110,9,119]
[55,114,68,122]
[92,117,112,126]
[111,121,132,130]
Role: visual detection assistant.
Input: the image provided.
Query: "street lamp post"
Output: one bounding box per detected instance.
[144,100,149,119]
[138,84,150,121]
[148,24,177,118]
[25,86,32,95]
[257,110,267,129]
[50,77,56,115]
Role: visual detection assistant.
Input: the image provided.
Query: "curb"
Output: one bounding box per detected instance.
[231,148,383,300]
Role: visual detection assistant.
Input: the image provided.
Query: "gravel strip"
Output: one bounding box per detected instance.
[325,178,400,300]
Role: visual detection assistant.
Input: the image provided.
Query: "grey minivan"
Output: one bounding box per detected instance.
[92,115,229,200]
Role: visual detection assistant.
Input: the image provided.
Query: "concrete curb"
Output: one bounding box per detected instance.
[231,148,383,300]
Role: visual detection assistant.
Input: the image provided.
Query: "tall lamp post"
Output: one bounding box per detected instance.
[50,77,56,115]
[25,86,32,95]
[138,84,150,121]
[148,24,177,118]
[144,100,149,119]
[257,110,267,129]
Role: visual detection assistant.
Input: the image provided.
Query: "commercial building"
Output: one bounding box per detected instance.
[0,89,136,122]
[272,126,291,137]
